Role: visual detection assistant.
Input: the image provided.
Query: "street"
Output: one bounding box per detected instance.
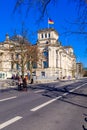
[0,79,87,130]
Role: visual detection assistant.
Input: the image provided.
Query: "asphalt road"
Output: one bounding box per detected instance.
[0,79,87,130]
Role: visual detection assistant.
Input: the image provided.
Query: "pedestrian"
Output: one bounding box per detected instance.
[23,77,27,91]
[31,78,33,84]
[18,76,23,91]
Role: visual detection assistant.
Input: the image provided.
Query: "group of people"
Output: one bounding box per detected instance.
[18,76,27,91]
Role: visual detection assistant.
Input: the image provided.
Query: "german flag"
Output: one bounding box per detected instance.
[48,19,54,24]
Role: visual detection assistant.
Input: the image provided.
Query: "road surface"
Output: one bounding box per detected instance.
[0,78,87,130]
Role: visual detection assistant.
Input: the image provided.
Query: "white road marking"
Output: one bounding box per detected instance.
[34,90,45,93]
[70,83,87,92]
[0,116,22,129]
[0,96,17,102]
[63,92,68,96]
[30,83,87,112]
[30,96,62,112]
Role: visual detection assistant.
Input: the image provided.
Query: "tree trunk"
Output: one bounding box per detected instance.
[30,63,33,83]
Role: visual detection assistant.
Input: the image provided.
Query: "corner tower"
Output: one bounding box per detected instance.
[37,28,59,46]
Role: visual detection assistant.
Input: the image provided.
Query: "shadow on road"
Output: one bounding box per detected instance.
[60,98,87,109]
[82,113,87,130]
[28,82,87,109]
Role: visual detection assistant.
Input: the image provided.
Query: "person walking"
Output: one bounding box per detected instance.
[23,77,27,91]
[18,76,23,91]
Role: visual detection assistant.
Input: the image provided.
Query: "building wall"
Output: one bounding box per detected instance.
[36,28,76,81]
[76,62,83,78]
[0,29,76,81]
[0,43,12,79]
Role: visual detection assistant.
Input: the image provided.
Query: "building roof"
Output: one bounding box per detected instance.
[76,62,82,65]
[83,67,87,70]
[38,28,58,35]
[64,46,73,49]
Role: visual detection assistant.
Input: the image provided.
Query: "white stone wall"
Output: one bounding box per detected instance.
[37,30,76,79]
[0,29,76,80]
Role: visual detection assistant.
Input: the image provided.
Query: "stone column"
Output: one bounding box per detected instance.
[48,49,51,67]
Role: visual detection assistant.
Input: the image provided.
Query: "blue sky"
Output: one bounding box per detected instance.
[0,0,87,67]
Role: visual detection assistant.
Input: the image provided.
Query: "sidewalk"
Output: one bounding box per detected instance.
[0,78,84,91]
[0,79,17,91]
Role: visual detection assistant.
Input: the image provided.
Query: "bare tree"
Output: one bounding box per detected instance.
[14,1,86,19]
[14,0,56,19]
[13,0,87,36]
[9,34,42,81]
[65,0,87,35]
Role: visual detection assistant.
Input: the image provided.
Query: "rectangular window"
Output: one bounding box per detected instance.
[0,73,2,78]
[11,54,14,59]
[16,63,19,70]
[11,62,14,70]
[56,50,58,68]
[16,54,19,59]
[32,71,36,76]
[41,71,45,77]
[45,33,47,38]
[33,63,37,68]
[48,33,50,38]
[27,62,30,70]
[43,51,48,57]
[41,34,43,38]
[43,61,48,68]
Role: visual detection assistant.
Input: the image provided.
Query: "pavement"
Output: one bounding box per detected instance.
[0,78,83,91]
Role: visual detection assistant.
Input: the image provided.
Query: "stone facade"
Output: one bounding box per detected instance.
[0,34,12,79]
[76,62,83,78]
[35,28,76,81]
[0,28,76,81]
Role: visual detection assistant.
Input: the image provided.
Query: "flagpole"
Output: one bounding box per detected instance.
[48,18,49,29]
